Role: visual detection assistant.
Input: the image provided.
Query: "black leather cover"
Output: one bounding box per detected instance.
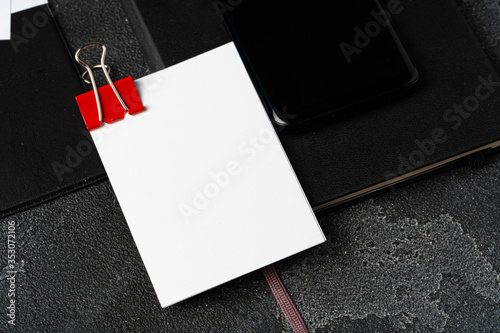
[127,0,500,208]
[0,6,106,217]
[124,0,231,69]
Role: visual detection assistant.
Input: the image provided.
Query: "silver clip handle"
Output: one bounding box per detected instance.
[75,42,129,123]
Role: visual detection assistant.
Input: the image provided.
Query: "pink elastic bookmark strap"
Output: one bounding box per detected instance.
[261,265,308,333]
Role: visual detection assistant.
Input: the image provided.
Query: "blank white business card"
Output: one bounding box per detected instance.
[11,0,47,13]
[0,0,11,40]
[90,42,325,307]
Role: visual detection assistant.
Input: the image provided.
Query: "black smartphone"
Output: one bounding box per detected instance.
[216,0,419,131]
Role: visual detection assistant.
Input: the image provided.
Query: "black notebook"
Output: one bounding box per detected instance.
[0,4,106,217]
[124,0,500,211]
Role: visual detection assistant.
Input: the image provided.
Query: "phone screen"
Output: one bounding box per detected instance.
[218,0,418,129]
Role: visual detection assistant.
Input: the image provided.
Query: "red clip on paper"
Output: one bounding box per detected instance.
[76,76,144,130]
[74,43,144,131]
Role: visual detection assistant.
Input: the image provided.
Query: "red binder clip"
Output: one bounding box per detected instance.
[74,42,144,131]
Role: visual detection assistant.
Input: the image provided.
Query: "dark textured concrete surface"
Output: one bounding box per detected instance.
[1,0,499,332]
[278,153,500,331]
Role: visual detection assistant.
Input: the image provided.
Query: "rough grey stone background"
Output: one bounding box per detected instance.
[0,0,499,332]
